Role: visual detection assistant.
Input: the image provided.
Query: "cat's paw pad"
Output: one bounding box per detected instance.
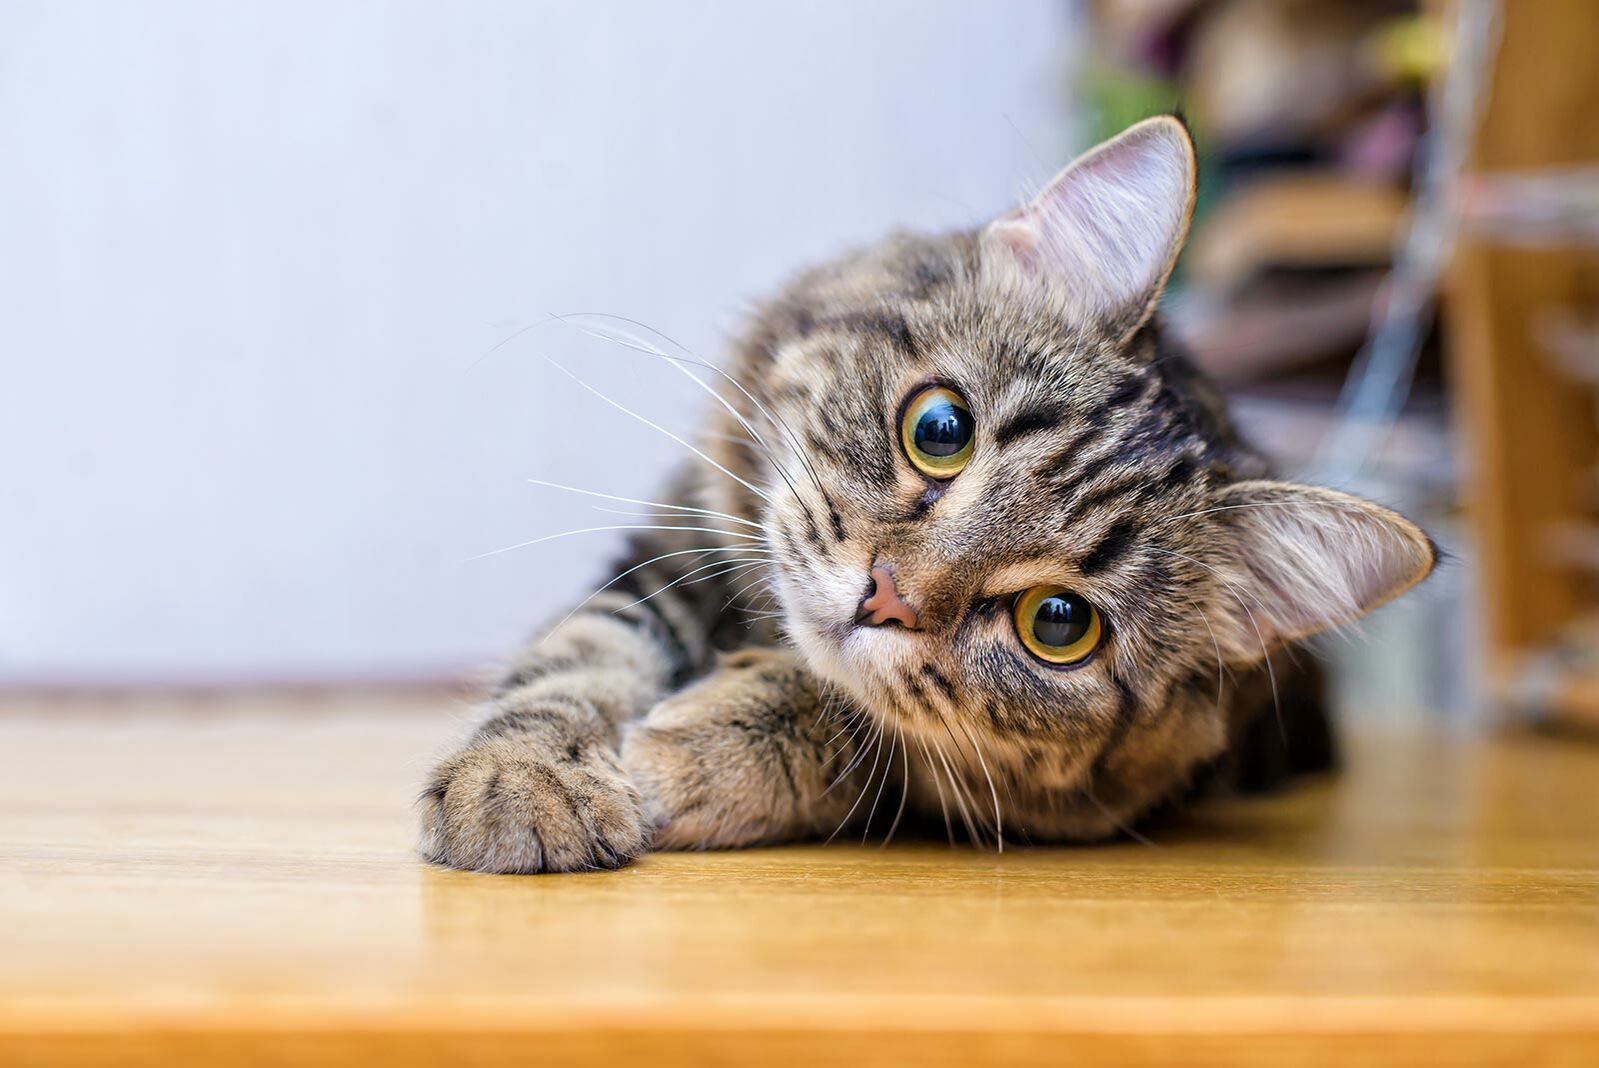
[418,737,648,873]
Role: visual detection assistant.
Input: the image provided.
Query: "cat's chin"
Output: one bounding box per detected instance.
[783,610,921,715]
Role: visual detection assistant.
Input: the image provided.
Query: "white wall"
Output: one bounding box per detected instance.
[0,0,1072,686]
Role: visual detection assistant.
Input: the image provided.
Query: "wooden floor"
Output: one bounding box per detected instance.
[2,694,1597,1065]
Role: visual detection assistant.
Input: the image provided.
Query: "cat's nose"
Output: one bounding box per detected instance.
[855,564,919,629]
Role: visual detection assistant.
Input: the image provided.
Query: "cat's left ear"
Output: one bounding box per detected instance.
[982,115,1196,339]
[1209,481,1436,663]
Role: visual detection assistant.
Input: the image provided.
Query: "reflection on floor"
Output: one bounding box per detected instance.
[2,691,1596,1065]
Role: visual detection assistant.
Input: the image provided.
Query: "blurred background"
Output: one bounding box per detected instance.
[4,0,1596,737]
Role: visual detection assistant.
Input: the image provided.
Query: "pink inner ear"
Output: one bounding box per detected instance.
[1217,483,1436,653]
[983,117,1194,322]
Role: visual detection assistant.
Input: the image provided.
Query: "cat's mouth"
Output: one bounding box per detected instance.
[775,561,919,689]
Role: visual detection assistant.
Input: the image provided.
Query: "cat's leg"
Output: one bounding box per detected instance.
[419,588,698,873]
[622,647,883,849]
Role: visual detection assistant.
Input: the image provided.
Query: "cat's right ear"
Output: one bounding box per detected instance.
[981,115,1197,339]
[1207,481,1437,663]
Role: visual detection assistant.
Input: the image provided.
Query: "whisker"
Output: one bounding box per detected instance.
[819,692,871,768]
[534,544,758,649]
[527,477,762,529]
[912,731,956,848]
[677,558,773,593]
[559,312,829,500]
[545,355,773,504]
[723,567,778,613]
[929,733,981,846]
[586,504,770,532]
[479,523,760,560]
[928,702,998,849]
[881,719,911,848]
[948,714,1004,853]
[613,555,773,612]
[818,711,859,753]
[678,556,772,583]
[827,716,887,841]
[860,718,899,844]
[1195,602,1227,707]
[825,713,885,794]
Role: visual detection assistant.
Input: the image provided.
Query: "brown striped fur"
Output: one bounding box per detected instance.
[419,117,1434,872]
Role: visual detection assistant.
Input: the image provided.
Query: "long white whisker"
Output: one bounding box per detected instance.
[826,714,885,794]
[928,703,998,849]
[818,707,858,751]
[527,478,762,529]
[912,732,956,847]
[860,719,899,844]
[613,555,772,612]
[479,523,760,559]
[949,714,1004,853]
[678,558,772,592]
[930,734,981,845]
[828,716,887,842]
[559,312,828,498]
[545,356,772,504]
[586,505,771,534]
[535,544,760,648]
[559,320,807,506]
[1196,603,1227,707]
[881,719,911,848]
[723,567,778,613]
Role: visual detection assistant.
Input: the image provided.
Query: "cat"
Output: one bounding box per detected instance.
[418,115,1434,873]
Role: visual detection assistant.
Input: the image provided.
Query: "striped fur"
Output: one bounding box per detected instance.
[419,117,1434,872]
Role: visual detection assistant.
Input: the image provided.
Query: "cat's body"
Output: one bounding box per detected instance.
[420,118,1433,873]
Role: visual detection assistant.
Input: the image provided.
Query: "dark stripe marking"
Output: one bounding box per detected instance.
[992,401,1068,449]
[1078,518,1139,575]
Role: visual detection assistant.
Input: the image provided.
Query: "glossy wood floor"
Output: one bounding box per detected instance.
[2,693,1597,1065]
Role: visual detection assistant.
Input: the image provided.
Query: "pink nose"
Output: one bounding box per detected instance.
[856,565,919,629]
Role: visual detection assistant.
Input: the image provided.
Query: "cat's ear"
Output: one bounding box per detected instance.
[982,115,1196,337]
[1208,481,1436,662]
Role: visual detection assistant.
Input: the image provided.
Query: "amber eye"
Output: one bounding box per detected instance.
[900,385,975,478]
[1014,586,1103,665]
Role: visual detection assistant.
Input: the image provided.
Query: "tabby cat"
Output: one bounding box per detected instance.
[419,116,1434,873]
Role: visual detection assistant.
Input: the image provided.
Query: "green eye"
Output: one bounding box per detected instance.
[1014,586,1103,665]
[900,385,975,478]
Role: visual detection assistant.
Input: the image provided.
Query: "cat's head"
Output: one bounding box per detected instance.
[730,116,1434,795]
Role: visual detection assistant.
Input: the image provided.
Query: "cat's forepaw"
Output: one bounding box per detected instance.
[418,736,649,873]
[623,719,759,851]
[622,649,831,850]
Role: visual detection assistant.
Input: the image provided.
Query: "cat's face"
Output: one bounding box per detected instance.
[745,117,1433,789]
[759,257,1229,781]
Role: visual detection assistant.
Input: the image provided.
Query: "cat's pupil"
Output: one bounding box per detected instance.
[913,401,973,458]
[1033,593,1091,648]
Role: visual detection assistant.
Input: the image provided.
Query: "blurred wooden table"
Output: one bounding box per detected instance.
[2,694,1597,1065]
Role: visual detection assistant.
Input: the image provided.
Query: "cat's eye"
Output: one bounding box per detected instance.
[900,384,975,478]
[1014,586,1103,665]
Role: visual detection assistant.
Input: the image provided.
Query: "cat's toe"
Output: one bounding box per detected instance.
[419,737,649,873]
